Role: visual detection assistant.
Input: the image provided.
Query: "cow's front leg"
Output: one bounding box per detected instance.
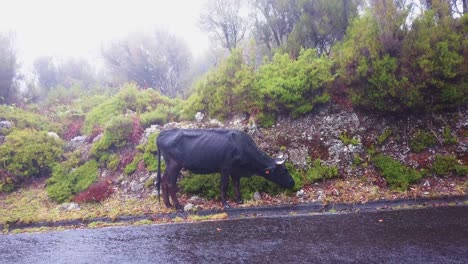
[220,170,230,209]
[231,174,243,204]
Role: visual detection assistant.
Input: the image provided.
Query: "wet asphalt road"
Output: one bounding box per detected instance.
[1,206,467,264]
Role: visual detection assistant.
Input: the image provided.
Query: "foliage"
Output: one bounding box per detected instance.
[335,3,467,113]
[179,173,282,200]
[305,159,339,182]
[184,49,258,120]
[377,127,393,145]
[410,129,436,153]
[0,105,60,135]
[143,133,159,172]
[0,130,63,191]
[442,126,457,145]
[0,169,16,193]
[73,179,115,203]
[339,131,359,146]
[432,155,468,176]
[124,153,143,175]
[373,154,423,191]
[83,84,182,134]
[46,160,99,203]
[90,115,134,158]
[257,49,333,117]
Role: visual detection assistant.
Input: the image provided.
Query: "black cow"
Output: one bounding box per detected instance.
[156,128,295,210]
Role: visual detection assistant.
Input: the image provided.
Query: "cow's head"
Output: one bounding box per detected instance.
[263,158,295,188]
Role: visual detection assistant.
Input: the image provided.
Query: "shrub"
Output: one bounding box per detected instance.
[373,154,423,191]
[46,160,99,203]
[305,159,339,182]
[339,131,359,146]
[0,105,60,135]
[410,130,436,153]
[257,49,333,117]
[90,115,133,158]
[143,133,159,172]
[0,130,63,191]
[432,155,468,176]
[179,173,283,200]
[377,127,393,145]
[442,127,457,145]
[0,169,17,193]
[124,152,143,175]
[73,179,114,203]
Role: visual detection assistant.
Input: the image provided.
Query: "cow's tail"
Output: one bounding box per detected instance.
[156,149,161,204]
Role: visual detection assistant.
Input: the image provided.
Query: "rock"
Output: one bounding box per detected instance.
[195,112,205,122]
[184,203,195,211]
[189,195,200,202]
[140,125,161,145]
[0,120,12,130]
[92,133,103,143]
[288,147,308,168]
[129,181,144,192]
[59,202,81,211]
[316,190,325,202]
[253,191,262,201]
[296,189,305,198]
[67,135,87,150]
[47,132,60,140]
[208,119,223,128]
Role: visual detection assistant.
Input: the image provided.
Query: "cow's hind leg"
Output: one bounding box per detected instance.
[231,174,243,204]
[220,169,231,209]
[166,162,183,211]
[161,171,172,208]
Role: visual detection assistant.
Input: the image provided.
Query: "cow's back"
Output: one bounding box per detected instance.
[157,129,244,173]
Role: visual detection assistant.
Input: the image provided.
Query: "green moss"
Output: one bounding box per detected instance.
[46,160,99,203]
[179,173,282,200]
[0,130,64,191]
[377,127,393,145]
[124,153,143,175]
[143,133,159,172]
[107,154,121,171]
[305,159,339,182]
[373,154,423,191]
[432,155,467,176]
[90,115,133,158]
[410,129,436,153]
[442,127,457,145]
[257,112,276,128]
[0,105,60,135]
[339,131,359,146]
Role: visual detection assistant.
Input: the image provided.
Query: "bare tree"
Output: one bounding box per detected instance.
[0,33,18,104]
[199,0,248,52]
[102,30,192,97]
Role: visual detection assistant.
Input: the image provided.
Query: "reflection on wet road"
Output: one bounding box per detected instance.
[1,206,467,263]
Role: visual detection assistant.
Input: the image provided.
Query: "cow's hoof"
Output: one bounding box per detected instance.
[222,202,231,209]
[235,199,244,204]
[175,204,184,212]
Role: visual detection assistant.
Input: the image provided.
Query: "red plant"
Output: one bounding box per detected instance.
[119,150,136,171]
[130,116,144,144]
[87,126,103,143]
[73,179,115,203]
[63,119,83,141]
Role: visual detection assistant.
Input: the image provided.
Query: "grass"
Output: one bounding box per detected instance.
[0,187,171,227]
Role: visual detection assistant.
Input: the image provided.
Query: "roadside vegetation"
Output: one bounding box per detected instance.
[0,1,466,229]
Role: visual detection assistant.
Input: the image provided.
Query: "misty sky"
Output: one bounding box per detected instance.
[0,0,210,70]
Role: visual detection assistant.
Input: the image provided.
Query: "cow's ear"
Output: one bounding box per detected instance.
[264,165,275,175]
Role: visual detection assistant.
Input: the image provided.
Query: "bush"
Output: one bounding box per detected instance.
[0,130,63,191]
[83,84,181,134]
[90,115,133,158]
[0,105,60,135]
[305,159,339,182]
[410,130,436,153]
[257,49,333,117]
[179,173,283,200]
[432,155,468,176]
[335,5,467,113]
[73,179,114,203]
[339,131,359,146]
[124,152,143,175]
[143,133,159,172]
[373,154,423,191]
[46,160,99,203]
